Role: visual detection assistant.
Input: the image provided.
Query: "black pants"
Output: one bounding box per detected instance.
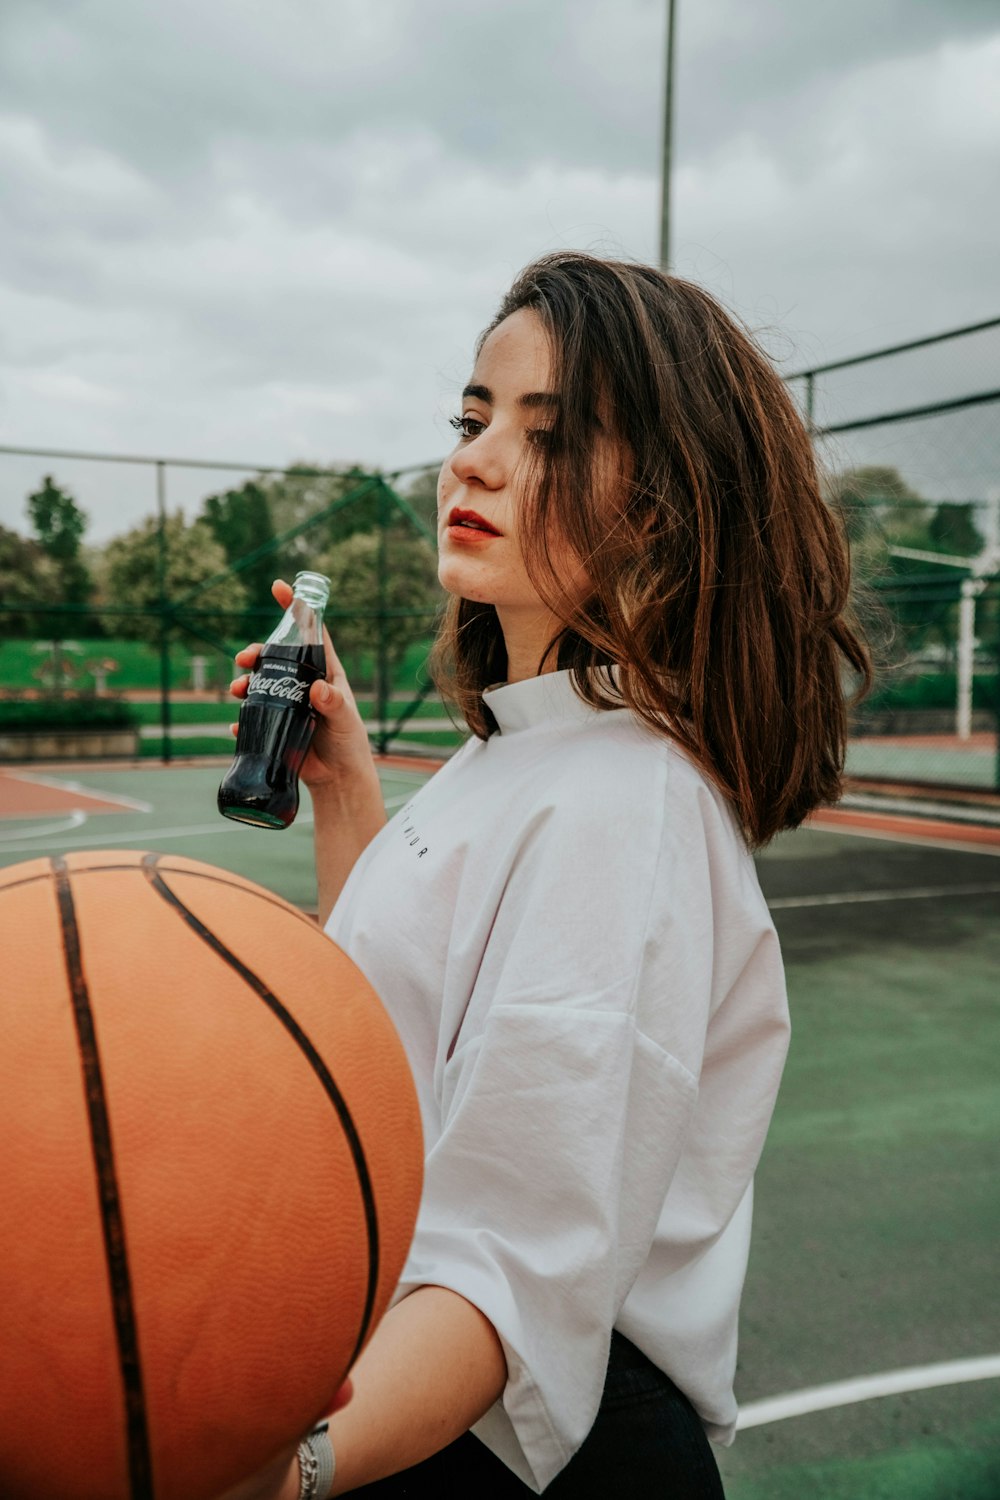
[351,1332,726,1496]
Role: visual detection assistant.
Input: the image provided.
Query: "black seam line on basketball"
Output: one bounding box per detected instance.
[0,864,318,926]
[139,852,380,1365]
[51,856,154,1500]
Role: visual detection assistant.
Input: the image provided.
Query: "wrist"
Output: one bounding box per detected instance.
[310,767,387,823]
[296,1421,336,1500]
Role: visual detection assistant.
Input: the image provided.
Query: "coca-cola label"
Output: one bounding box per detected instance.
[246,657,322,709]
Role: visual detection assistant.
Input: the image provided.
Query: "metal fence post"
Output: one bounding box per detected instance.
[156,460,172,764]
[993,601,1000,791]
[376,480,390,755]
[956,579,977,741]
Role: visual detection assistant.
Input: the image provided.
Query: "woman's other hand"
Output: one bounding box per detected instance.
[230,579,373,791]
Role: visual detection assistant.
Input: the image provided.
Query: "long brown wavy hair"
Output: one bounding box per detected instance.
[430,251,871,848]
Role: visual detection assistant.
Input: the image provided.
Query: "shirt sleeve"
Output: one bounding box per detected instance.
[391,751,718,1492]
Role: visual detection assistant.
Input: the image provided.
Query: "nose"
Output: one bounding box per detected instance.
[446,424,509,491]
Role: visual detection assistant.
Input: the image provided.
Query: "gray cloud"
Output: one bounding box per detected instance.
[2,0,995,177]
[0,0,997,541]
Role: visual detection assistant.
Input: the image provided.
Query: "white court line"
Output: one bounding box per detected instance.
[0,811,87,844]
[770,880,1000,909]
[737,1354,1000,1430]
[0,816,309,856]
[8,771,154,813]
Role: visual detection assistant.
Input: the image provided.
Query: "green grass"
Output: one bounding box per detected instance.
[0,638,235,693]
[128,697,452,727]
[341,638,436,693]
[358,699,457,723]
[0,636,439,695]
[128,701,237,725]
[374,729,464,748]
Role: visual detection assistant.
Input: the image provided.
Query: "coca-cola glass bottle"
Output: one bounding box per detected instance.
[218,571,330,829]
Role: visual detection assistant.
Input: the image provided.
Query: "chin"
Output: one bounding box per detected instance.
[438,560,491,603]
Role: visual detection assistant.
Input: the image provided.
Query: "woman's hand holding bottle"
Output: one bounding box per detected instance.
[230,579,373,792]
[231,579,388,921]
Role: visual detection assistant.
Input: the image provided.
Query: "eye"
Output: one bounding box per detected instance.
[527,428,557,449]
[449,413,486,441]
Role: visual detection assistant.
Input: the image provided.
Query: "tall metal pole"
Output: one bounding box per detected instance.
[658,0,678,271]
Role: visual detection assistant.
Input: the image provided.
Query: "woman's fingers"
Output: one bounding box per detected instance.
[228,630,268,707]
[229,645,261,708]
[225,580,371,782]
[232,583,359,730]
[310,678,344,715]
[321,623,349,687]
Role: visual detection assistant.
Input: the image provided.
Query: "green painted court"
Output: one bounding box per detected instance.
[1,760,997,1498]
[846,735,999,794]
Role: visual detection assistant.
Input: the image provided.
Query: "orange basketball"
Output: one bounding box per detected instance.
[0,849,423,1500]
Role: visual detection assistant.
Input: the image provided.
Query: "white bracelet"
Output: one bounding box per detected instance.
[296,1420,336,1500]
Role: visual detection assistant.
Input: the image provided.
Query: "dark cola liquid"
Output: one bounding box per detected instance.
[218,643,326,829]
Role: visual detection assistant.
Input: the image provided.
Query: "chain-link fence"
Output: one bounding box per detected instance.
[0,455,455,762]
[2,314,998,793]
[784,316,1000,796]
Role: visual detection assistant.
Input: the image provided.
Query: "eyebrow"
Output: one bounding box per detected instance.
[462,383,560,410]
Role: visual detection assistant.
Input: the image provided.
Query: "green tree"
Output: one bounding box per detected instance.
[99,513,248,649]
[261,464,383,565]
[26,474,94,614]
[397,466,441,535]
[825,466,964,665]
[928,503,985,558]
[200,479,278,629]
[317,528,441,687]
[0,525,60,637]
[825,465,931,550]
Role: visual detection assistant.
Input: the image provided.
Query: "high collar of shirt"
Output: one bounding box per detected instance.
[481,667,624,735]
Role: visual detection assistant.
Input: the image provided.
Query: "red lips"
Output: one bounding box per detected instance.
[447,507,501,535]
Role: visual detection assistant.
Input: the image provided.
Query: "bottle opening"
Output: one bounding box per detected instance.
[293,571,331,608]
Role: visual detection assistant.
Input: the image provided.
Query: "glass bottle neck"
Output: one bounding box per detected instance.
[269,572,329,647]
[292,571,330,609]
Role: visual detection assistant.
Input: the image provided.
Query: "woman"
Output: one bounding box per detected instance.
[227,252,870,1498]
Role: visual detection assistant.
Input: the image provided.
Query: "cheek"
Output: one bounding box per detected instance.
[437,461,459,515]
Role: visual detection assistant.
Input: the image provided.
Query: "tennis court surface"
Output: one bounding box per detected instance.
[2,760,998,1499]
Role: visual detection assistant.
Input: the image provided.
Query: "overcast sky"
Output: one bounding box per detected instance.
[0,0,998,543]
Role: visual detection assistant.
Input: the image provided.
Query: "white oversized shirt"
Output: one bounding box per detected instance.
[325,670,790,1493]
